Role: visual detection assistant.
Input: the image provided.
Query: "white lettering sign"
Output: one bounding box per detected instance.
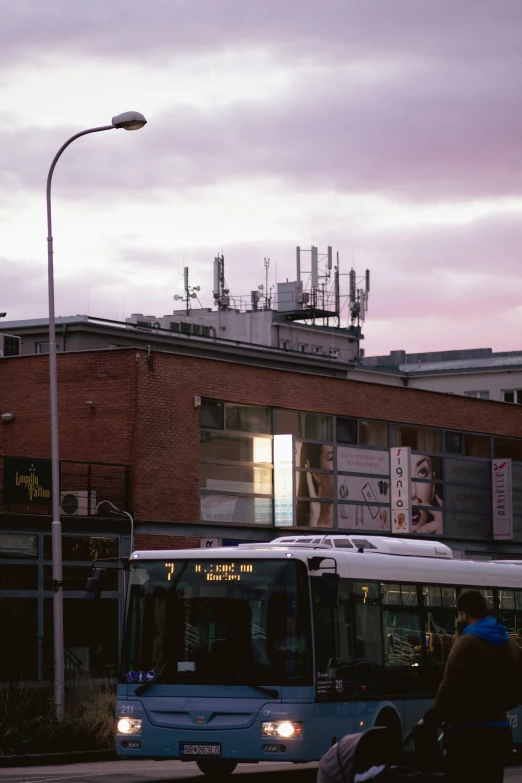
[492,459,513,540]
[337,447,389,475]
[390,447,412,534]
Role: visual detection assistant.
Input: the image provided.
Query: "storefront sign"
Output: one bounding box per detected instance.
[274,434,295,526]
[445,457,491,487]
[337,446,389,475]
[3,456,52,505]
[445,485,491,515]
[390,447,411,534]
[492,459,513,540]
[444,512,492,540]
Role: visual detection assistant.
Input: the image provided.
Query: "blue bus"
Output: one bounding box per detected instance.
[113,534,522,777]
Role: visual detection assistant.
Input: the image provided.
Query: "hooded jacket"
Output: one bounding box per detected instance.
[427,617,522,727]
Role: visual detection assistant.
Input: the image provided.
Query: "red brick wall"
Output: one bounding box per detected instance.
[3,348,522,527]
[134,533,200,550]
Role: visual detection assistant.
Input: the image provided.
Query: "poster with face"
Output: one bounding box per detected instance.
[295,441,334,527]
[410,454,443,535]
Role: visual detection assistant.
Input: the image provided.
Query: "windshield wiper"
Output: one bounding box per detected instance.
[245,684,279,698]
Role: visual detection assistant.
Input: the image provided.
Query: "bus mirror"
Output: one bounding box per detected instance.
[86,568,105,600]
[320,572,340,608]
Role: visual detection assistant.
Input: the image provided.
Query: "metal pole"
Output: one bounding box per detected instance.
[47,124,115,719]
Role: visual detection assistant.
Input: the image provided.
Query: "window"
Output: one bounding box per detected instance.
[200,400,224,429]
[337,417,358,445]
[311,345,323,354]
[337,418,388,447]
[200,432,272,463]
[44,536,118,561]
[298,343,308,353]
[226,404,272,434]
[445,431,463,455]
[36,342,61,354]
[494,438,522,461]
[503,390,522,404]
[391,425,441,453]
[464,390,490,400]
[2,335,20,356]
[359,420,389,447]
[274,410,333,441]
[200,463,272,494]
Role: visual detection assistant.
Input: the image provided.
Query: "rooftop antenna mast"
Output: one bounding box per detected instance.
[213,254,230,311]
[174,266,200,315]
[264,257,271,309]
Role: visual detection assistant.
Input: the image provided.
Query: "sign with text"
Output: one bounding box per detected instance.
[492,459,513,540]
[390,447,411,534]
[274,434,295,526]
[337,446,389,476]
[3,457,52,505]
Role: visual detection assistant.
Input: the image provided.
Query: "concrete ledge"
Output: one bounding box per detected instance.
[0,749,116,767]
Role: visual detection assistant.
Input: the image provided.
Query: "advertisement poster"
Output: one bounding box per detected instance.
[295,441,334,527]
[338,503,390,531]
[390,447,411,533]
[492,458,513,540]
[337,446,389,475]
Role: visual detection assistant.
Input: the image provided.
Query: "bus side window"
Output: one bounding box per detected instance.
[312,577,353,677]
[353,582,383,667]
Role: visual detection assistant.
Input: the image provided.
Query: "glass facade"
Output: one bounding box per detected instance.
[199,401,522,541]
[0,532,122,683]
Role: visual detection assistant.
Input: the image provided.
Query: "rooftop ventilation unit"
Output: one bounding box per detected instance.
[0,334,21,357]
[238,535,453,559]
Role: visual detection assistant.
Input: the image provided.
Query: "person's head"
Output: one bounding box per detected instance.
[457,590,488,626]
[411,454,436,527]
[454,617,468,640]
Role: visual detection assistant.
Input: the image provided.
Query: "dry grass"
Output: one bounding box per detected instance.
[0,678,116,757]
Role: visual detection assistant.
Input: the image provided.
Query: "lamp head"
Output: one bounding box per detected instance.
[112,111,147,131]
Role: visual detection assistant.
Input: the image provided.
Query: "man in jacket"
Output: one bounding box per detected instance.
[425,590,522,783]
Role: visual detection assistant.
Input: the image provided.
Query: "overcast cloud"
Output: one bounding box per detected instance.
[2,0,522,354]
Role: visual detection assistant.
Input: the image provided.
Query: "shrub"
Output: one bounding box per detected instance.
[0,678,116,757]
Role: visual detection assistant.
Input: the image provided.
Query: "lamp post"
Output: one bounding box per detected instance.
[47,111,147,719]
[96,500,135,554]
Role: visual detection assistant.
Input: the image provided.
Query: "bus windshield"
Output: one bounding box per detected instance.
[122,557,312,687]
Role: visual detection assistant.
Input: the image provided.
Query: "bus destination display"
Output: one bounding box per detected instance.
[164,562,254,582]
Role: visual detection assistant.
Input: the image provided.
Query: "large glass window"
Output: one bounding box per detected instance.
[275,410,333,441]
[45,598,119,678]
[44,536,118,561]
[122,558,312,686]
[200,464,272,494]
[0,598,38,681]
[200,432,272,463]
[337,418,388,447]
[392,425,441,453]
[494,438,522,461]
[226,404,272,434]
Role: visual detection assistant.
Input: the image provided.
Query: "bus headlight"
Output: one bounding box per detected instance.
[117,717,143,735]
[262,721,302,738]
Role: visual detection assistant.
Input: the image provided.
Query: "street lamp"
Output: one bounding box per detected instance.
[46,111,146,719]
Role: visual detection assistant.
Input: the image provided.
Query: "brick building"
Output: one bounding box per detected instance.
[2,341,522,683]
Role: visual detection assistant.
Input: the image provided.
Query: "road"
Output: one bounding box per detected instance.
[0,759,319,783]
[2,760,522,783]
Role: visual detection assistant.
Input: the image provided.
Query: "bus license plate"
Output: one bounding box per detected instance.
[180,743,221,757]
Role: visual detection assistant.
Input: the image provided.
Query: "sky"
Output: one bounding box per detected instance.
[2,0,522,355]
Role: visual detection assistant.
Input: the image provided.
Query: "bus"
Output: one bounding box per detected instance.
[112,534,522,777]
